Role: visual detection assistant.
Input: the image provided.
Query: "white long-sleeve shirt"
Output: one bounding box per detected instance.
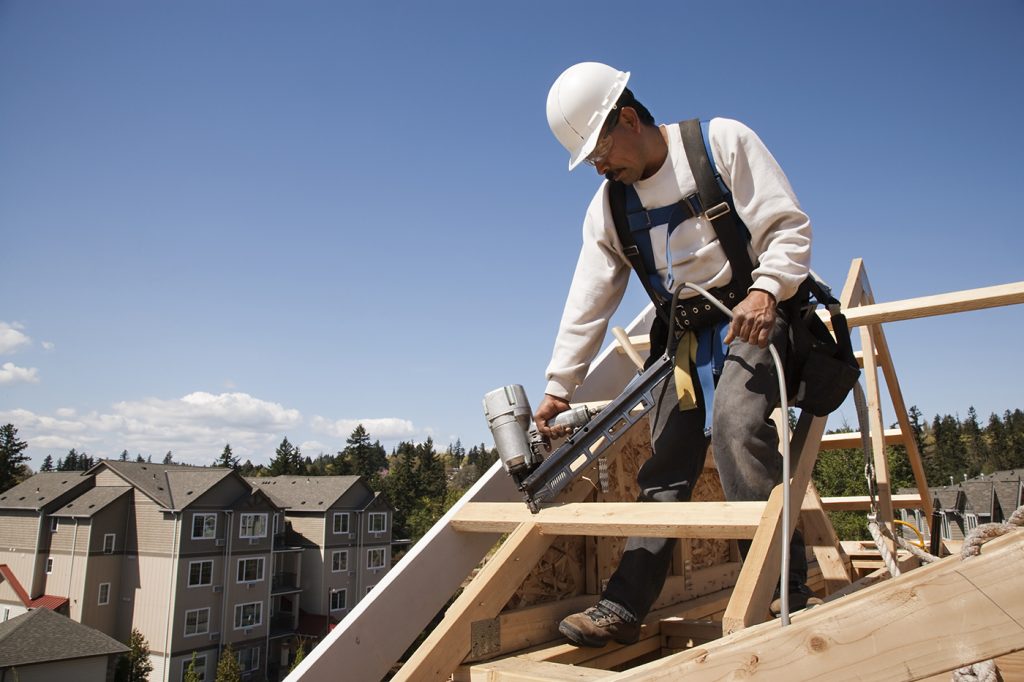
[544,118,812,401]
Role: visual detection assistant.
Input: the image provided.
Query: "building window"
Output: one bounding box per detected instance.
[331,550,348,573]
[368,512,387,533]
[103,533,116,554]
[236,646,260,673]
[330,589,347,611]
[50,517,58,532]
[182,654,207,682]
[192,513,217,540]
[239,513,267,539]
[367,547,386,570]
[184,608,210,636]
[273,513,280,536]
[98,583,110,606]
[332,512,350,534]
[234,602,263,629]
[236,557,265,583]
[366,585,375,595]
[45,558,53,574]
[188,560,214,587]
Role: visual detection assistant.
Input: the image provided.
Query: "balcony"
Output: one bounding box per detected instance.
[271,571,301,594]
[269,613,297,639]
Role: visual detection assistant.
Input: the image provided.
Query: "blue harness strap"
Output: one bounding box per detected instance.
[694,322,730,436]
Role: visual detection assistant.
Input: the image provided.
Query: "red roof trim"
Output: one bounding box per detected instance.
[0,564,68,610]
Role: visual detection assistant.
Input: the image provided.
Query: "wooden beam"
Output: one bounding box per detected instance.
[392,522,551,681]
[451,502,766,539]
[469,657,614,681]
[860,321,896,551]
[799,482,852,594]
[818,493,922,511]
[470,660,610,681]
[823,280,1024,328]
[721,411,828,634]
[605,532,1024,681]
[819,428,903,450]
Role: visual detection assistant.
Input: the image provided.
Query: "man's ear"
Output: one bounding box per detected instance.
[618,106,640,132]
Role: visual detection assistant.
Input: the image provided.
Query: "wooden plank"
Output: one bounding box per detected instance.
[452,502,765,540]
[868,311,935,519]
[605,532,1024,681]
[819,428,902,450]
[818,494,922,511]
[859,321,896,551]
[835,280,1024,328]
[799,482,852,594]
[721,411,828,634]
[469,657,614,681]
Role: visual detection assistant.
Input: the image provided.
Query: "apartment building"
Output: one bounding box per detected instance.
[0,465,394,682]
[246,475,393,673]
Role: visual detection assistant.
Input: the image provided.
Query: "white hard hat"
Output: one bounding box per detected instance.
[546,62,630,171]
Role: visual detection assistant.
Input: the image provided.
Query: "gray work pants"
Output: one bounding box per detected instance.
[602,312,807,620]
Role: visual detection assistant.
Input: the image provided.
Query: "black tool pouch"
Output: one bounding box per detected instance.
[784,283,860,416]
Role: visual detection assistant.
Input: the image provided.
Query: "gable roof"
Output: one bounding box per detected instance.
[51,486,132,518]
[0,565,69,611]
[246,476,363,511]
[0,607,127,667]
[93,461,235,510]
[0,472,93,511]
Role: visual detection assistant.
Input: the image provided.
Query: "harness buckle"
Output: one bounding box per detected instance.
[623,245,639,258]
[704,201,731,221]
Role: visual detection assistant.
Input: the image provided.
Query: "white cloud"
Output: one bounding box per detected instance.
[298,440,330,455]
[311,416,416,441]
[0,362,39,385]
[42,341,55,351]
[1,392,305,466]
[0,323,31,355]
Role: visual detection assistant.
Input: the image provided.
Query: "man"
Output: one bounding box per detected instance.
[535,62,818,648]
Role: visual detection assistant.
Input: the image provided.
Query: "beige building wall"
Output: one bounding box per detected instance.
[6,655,112,682]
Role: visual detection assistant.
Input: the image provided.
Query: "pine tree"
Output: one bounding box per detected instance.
[448,438,466,469]
[135,454,146,463]
[344,424,387,485]
[117,628,153,682]
[215,643,242,682]
[162,451,174,465]
[120,449,129,461]
[40,454,54,472]
[215,444,239,469]
[962,406,984,476]
[0,424,29,493]
[269,437,302,476]
[58,448,79,472]
[183,652,202,682]
[289,639,306,673]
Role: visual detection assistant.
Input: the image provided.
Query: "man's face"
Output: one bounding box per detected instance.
[590,108,648,185]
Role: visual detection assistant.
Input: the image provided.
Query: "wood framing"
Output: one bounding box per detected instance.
[292,265,1024,682]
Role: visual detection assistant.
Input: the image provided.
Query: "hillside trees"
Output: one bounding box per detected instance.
[0,424,29,493]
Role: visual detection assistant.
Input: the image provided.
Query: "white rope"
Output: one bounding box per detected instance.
[867,516,901,577]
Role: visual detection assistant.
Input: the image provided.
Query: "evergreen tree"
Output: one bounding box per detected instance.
[40,454,54,472]
[116,628,153,682]
[343,425,387,484]
[927,414,965,486]
[119,449,129,461]
[184,652,202,682]
[215,444,239,469]
[961,406,985,476]
[215,643,242,682]
[448,438,466,469]
[0,424,29,493]
[135,454,146,463]
[162,451,174,465]
[907,405,927,456]
[289,639,307,673]
[269,437,303,476]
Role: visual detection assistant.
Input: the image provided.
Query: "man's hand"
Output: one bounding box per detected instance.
[723,289,777,348]
[534,394,571,439]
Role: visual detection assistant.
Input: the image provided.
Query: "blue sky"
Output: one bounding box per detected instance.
[2,1,1022,469]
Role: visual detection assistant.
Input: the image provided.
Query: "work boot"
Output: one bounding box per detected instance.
[769,583,823,617]
[558,599,640,648]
